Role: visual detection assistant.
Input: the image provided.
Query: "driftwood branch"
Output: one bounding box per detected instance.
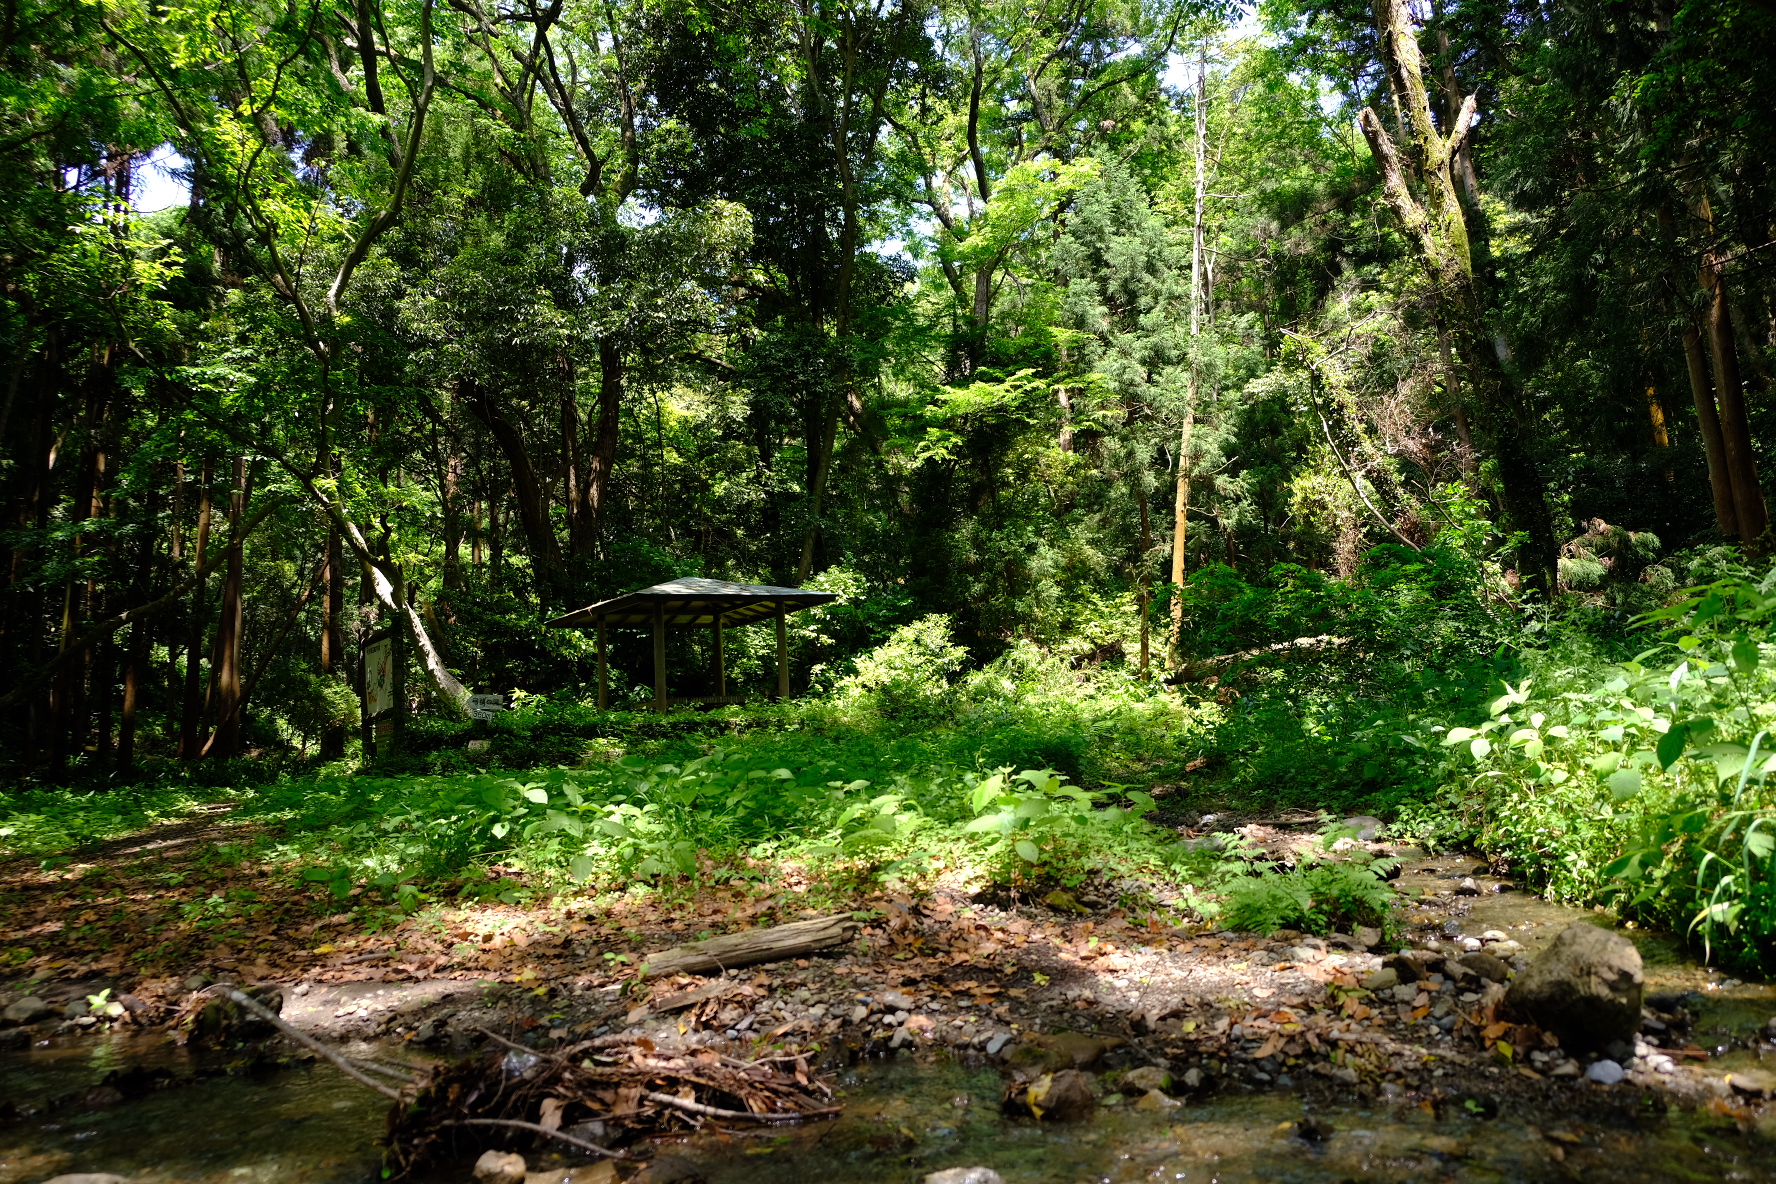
[642,1091,839,1123]
[641,914,860,978]
[1173,634,1350,683]
[442,1118,624,1159]
[219,987,404,1100]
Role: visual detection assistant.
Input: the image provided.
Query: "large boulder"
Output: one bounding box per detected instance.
[1505,923,1642,1050]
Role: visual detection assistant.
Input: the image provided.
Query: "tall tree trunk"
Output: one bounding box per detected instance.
[209,458,250,758]
[179,462,214,758]
[1359,0,1557,592]
[442,445,463,592]
[1136,470,1151,680]
[1170,46,1207,667]
[461,377,565,596]
[1701,264,1768,545]
[1682,325,1738,536]
[319,521,346,759]
[586,337,623,546]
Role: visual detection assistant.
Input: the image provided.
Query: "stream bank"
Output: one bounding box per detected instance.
[4,821,1776,1182]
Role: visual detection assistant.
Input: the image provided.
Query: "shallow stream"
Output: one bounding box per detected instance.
[3,856,1774,1184]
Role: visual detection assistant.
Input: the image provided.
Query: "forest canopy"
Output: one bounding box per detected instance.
[4,0,1776,775]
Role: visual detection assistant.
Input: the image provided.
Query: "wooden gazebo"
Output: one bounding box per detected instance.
[545,578,837,712]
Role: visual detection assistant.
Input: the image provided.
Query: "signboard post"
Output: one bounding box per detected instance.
[360,627,401,762]
[467,694,507,722]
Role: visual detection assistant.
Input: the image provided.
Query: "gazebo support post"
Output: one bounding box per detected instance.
[775,609,789,701]
[596,617,609,711]
[713,618,726,699]
[652,603,667,713]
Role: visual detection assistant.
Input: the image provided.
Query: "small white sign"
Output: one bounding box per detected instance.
[365,638,395,717]
[467,693,507,722]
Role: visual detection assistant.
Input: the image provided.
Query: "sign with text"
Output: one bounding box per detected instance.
[364,637,396,718]
[467,693,508,722]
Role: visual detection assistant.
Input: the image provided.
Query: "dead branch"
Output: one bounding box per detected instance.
[441,1118,624,1159]
[218,987,405,1100]
[643,1091,840,1123]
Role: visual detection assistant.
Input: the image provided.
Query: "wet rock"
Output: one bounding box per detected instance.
[1728,1069,1776,1098]
[190,985,286,1043]
[1454,877,1481,896]
[1296,1117,1336,1142]
[984,1032,1012,1057]
[1383,953,1423,983]
[1182,1067,1204,1089]
[1120,1065,1173,1094]
[1352,925,1383,950]
[1360,968,1399,992]
[1765,1015,1776,1042]
[923,1169,1004,1184]
[1025,1070,1097,1121]
[2,996,50,1026]
[474,1150,528,1184]
[1005,1031,1120,1072]
[182,974,211,992]
[1342,815,1383,841]
[41,1175,134,1184]
[1043,889,1090,915]
[0,1027,27,1050]
[1459,952,1510,984]
[1505,923,1642,1050]
[1584,1059,1625,1085]
[64,999,90,1019]
[630,1156,703,1184]
[879,990,915,1010]
[1133,1088,1180,1110]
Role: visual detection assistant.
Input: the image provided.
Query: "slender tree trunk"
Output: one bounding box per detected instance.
[179,462,213,758]
[443,445,463,592]
[1702,265,1768,545]
[1682,325,1738,536]
[1136,472,1151,680]
[209,458,249,758]
[587,337,622,547]
[1170,46,1208,667]
[461,378,565,595]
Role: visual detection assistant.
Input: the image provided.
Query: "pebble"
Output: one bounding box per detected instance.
[2,996,50,1025]
[292,983,310,997]
[1182,1067,1204,1089]
[985,1032,1012,1056]
[923,1169,1003,1184]
[849,1004,869,1023]
[1455,877,1480,896]
[1586,1059,1626,1085]
[1360,968,1399,991]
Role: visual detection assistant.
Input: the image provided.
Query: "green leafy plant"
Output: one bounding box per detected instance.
[962,767,1154,883]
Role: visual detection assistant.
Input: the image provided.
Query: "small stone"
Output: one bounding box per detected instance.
[1441,920,1464,937]
[890,1026,909,1049]
[1360,968,1399,992]
[64,999,90,1019]
[923,1170,1004,1184]
[40,1175,135,1184]
[1331,1065,1358,1084]
[1353,925,1383,950]
[1728,1069,1776,1098]
[1585,1059,1625,1085]
[1133,1087,1181,1110]
[1382,953,1422,982]
[2,996,51,1026]
[985,1032,1012,1056]
[1391,983,1419,1004]
[1549,1059,1582,1077]
[1455,877,1481,896]
[1182,1067,1204,1089]
[849,1004,868,1023]
[474,1150,528,1184]
[1481,930,1509,942]
[1121,1065,1173,1094]
[1459,952,1511,984]
[1342,815,1383,841]
[1296,1117,1336,1142]
[1460,937,1483,952]
[293,983,311,997]
[182,974,211,992]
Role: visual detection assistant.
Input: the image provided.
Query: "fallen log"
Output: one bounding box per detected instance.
[1172,634,1349,684]
[642,914,860,978]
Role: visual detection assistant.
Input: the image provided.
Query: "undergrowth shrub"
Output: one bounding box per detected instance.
[1412,572,1776,972]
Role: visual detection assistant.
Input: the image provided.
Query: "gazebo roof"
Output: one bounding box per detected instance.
[544,577,837,629]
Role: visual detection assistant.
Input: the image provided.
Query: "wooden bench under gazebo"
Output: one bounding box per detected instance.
[544,578,837,712]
